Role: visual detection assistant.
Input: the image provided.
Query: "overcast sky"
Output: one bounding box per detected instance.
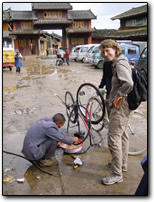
[3,2,147,36]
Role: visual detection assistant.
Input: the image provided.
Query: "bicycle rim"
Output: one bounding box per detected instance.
[128,111,147,155]
[67,105,91,145]
[76,83,105,124]
[65,91,75,122]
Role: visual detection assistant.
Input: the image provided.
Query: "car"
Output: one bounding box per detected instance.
[84,44,100,63]
[93,44,140,69]
[138,47,147,75]
[93,50,104,69]
[77,44,95,63]
[69,45,83,62]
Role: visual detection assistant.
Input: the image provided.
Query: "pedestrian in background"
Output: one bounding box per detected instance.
[65,48,70,65]
[57,47,65,64]
[15,50,23,73]
[99,39,133,185]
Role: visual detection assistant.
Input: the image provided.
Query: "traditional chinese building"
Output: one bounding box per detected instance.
[3,3,97,56]
[111,4,147,41]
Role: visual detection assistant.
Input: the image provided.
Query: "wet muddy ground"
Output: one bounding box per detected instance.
[3,56,147,195]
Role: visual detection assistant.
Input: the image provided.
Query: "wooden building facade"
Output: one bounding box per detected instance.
[111,4,147,41]
[3,3,97,56]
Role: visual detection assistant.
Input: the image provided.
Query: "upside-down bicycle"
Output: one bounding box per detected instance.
[56,82,147,155]
[76,83,147,156]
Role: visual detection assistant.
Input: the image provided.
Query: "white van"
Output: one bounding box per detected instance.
[77,44,94,63]
[70,45,83,62]
[85,44,100,63]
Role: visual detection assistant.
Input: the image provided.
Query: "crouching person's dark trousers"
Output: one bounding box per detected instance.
[40,138,58,159]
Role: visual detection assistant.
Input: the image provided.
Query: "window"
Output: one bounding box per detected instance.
[43,11,62,19]
[140,48,147,59]
[81,47,88,52]
[121,48,125,54]
[21,22,33,30]
[71,38,84,45]
[72,21,84,29]
[128,48,136,55]
[19,40,26,47]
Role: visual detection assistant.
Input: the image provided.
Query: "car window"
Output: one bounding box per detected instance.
[93,47,99,53]
[128,47,136,55]
[87,46,95,53]
[121,48,125,54]
[81,47,88,52]
[140,48,147,59]
[74,47,80,52]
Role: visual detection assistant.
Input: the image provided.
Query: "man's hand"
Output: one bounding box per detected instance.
[73,137,79,143]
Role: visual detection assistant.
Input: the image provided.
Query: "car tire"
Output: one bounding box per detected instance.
[97,60,104,69]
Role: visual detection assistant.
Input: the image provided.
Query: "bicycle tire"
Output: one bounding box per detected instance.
[67,105,91,145]
[76,83,105,124]
[128,111,147,155]
[65,91,75,122]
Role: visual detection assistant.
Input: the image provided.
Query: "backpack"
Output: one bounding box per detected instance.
[127,66,147,110]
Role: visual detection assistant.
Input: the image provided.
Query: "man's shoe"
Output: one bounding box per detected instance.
[101,174,123,185]
[38,159,58,167]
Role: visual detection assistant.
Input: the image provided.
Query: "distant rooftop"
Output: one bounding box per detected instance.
[68,10,97,20]
[10,11,37,20]
[32,3,72,10]
[111,4,147,20]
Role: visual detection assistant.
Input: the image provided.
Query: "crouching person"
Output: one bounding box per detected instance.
[22,113,78,167]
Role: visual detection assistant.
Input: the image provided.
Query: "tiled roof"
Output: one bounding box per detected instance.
[3,10,10,22]
[68,10,97,20]
[67,28,95,34]
[111,5,147,20]
[9,30,45,35]
[32,3,72,10]
[113,28,147,38]
[92,29,117,38]
[10,11,37,20]
[33,19,72,25]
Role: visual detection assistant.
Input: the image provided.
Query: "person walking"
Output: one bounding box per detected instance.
[65,48,70,65]
[15,50,23,73]
[22,113,79,167]
[99,39,133,185]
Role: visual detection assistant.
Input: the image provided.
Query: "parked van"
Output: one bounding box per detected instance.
[84,44,100,63]
[93,44,140,69]
[70,45,83,62]
[120,44,140,65]
[77,44,94,63]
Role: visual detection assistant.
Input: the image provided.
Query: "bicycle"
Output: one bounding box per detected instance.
[55,84,106,153]
[77,85,147,156]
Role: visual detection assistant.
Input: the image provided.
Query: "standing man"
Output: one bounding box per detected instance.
[65,48,70,65]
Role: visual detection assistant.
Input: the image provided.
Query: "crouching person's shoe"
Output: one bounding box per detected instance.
[101,174,123,185]
[38,158,58,167]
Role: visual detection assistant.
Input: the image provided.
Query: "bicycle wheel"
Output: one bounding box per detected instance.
[65,91,75,123]
[128,111,147,155]
[67,105,91,145]
[76,83,105,124]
